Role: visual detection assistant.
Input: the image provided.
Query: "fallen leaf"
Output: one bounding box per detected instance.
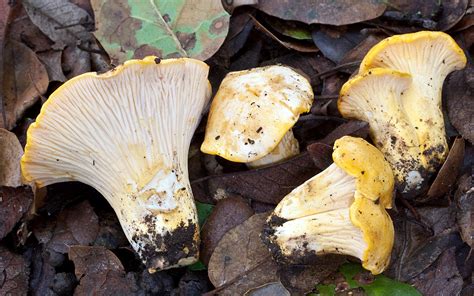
[409,247,463,295]
[68,245,138,295]
[446,64,474,144]
[312,26,365,63]
[0,0,12,129]
[7,3,53,52]
[207,213,278,295]
[201,196,254,265]
[263,16,312,41]
[424,137,465,202]
[250,15,318,53]
[278,259,345,295]
[455,173,473,248]
[3,40,48,130]
[28,246,58,295]
[437,0,469,31]
[37,50,66,82]
[318,120,370,145]
[62,44,91,79]
[0,186,33,240]
[306,142,333,170]
[0,246,30,295]
[255,0,387,25]
[245,281,290,296]
[33,200,99,254]
[22,0,93,47]
[0,128,23,187]
[339,33,386,65]
[191,152,319,204]
[91,0,230,64]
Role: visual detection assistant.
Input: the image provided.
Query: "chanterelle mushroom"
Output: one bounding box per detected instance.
[200,65,313,168]
[346,31,466,195]
[21,57,212,272]
[262,136,395,274]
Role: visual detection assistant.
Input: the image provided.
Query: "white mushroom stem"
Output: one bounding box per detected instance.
[266,163,367,260]
[247,129,299,168]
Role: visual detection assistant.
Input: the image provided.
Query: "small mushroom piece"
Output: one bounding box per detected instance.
[21,57,212,272]
[201,65,313,167]
[338,68,425,194]
[262,136,395,275]
[359,31,466,183]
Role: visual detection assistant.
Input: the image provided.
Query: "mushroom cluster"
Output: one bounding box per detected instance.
[338,31,466,196]
[201,65,314,168]
[21,57,211,272]
[262,136,395,274]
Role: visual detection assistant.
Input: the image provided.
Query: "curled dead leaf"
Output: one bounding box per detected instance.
[0,128,23,187]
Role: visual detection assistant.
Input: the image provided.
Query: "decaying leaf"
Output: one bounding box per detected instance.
[256,0,387,25]
[3,40,48,130]
[69,245,137,294]
[33,200,99,254]
[0,246,30,295]
[244,281,290,296]
[0,186,33,240]
[312,26,365,63]
[207,213,279,295]
[36,50,66,82]
[409,247,463,295]
[91,0,230,64]
[446,64,474,144]
[201,196,254,265]
[455,174,473,248]
[0,0,12,129]
[62,44,91,79]
[22,0,93,47]
[425,137,465,202]
[0,128,23,187]
[191,152,319,204]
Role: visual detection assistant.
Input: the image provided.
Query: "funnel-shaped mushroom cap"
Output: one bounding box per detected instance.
[262,136,394,274]
[360,31,467,175]
[201,65,313,162]
[338,68,423,193]
[21,57,212,271]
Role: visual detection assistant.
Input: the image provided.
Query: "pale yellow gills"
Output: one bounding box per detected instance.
[338,68,428,194]
[360,31,466,178]
[21,57,212,272]
[262,136,395,274]
[201,65,313,163]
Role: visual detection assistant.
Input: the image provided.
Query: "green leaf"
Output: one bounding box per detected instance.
[91,0,230,64]
[316,263,421,296]
[196,201,214,227]
[188,260,207,271]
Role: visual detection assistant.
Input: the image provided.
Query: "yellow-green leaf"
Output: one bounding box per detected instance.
[91,0,230,64]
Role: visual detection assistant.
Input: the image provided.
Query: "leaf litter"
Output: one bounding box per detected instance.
[0,1,473,295]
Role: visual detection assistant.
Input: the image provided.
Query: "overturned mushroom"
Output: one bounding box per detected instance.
[346,31,466,194]
[262,136,395,275]
[21,57,212,272]
[201,65,313,168]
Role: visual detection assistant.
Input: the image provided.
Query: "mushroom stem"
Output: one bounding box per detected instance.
[247,129,299,168]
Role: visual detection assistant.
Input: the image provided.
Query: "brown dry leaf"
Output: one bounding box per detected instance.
[69,245,137,295]
[319,120,369,145]
[37,50,67,82]
[306,142,333,171]
[278,258,345,295]
[22,0,93,47]
[201,196,254,265]
[0,246,30,295]
[339,34,386,65]
[425,137,465,202]
[0,186,33,240]
[191,152,319,204]
[0,128,23,187]
[244,281,290,296]
[0,1,12,128]
[62,45,91,79]
[256,0,386,25]
[312,26,365,63]
[207,213,278,295]
[455,174,473,248]
[446,64,474,144]
[33,200,99,254]
[3,40,48,130]
[409,247,463,295]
